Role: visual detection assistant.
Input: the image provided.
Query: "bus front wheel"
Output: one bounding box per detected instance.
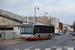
[38,35,40,40]
[25,39,29,41]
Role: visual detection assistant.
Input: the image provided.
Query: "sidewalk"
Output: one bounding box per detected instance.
[0,39,27,47]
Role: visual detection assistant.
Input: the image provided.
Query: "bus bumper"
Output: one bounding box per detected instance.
[20,37,38,39]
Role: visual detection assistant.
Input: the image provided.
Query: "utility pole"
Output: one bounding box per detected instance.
[27,16,29,24]
[30,0,31,16]
[46,16,48,25]
[50,15,51,25]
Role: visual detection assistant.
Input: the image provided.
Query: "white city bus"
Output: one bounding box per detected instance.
[20,24,55,40]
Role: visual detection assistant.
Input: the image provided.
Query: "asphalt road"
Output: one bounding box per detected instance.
[0,35,75,50]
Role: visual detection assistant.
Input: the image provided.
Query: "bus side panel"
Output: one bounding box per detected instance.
[50,33,55,38]
[20,33,55,39]
[34,33,55,39]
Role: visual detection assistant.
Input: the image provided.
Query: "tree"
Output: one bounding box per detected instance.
[73,21,75,32]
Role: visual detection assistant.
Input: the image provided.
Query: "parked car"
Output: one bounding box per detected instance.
[59,32,63,35]
[69,32,73,34]
[66,32,69,35]
[72,32,75,36]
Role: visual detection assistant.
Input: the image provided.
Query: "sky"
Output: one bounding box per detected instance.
[0,0,75,25]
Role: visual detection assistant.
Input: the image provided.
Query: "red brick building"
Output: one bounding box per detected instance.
[59,22,64,32]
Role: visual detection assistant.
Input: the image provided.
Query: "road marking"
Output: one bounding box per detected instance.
[14,49,20,50]
[34,48,40,50]
[68,48,74,50]
[27,40,51,49]
[24,49,30,50]
[45,48,51,50]
[56,48,62,50]
[14,47,74,50]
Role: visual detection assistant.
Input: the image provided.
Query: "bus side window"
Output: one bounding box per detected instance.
[34,27,39,33]
[39,27,43,33]
[47,27,49,33]
[49,27,51,33]
[50,26,54,33]
[42,27,44,33]
[34,27,37,33]
[44,27,47,33]
[37,27,39,33]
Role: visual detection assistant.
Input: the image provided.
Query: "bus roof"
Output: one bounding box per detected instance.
[21,24,54,27]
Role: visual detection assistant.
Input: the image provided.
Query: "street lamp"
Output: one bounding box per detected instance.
[34,6,39,24]
[44,11,48,25]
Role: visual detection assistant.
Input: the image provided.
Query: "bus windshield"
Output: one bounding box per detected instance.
[20,27,33,34]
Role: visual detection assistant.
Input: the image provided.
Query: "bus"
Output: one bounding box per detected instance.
[20,24,55,40]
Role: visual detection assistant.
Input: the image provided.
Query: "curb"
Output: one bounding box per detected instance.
[0,41,27,47]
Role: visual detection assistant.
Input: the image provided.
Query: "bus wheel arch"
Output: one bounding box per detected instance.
[25,39,29,41]
[48,35,51,39]
[38,35,40,40]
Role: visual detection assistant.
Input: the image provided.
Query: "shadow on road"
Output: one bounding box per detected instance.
[26,39,52,41]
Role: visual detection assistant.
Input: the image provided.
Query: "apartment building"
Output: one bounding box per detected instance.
[29,16,51,25]
[59,22,64,32]
[51,18,59,34]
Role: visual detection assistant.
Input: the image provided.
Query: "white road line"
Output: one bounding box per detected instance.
[56,48,62,50]
[68,48,74,50]
[24,49,30,50]
[34,48,40,50]
[45,48,51,50]
[27,40,51,49]
[14,49,20,50]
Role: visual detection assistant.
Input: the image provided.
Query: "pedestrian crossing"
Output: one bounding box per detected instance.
[56,48,62,50]
[14,47,74,50]
[45,48,51,50]
[24,49,30,50]
[34,48,40,50]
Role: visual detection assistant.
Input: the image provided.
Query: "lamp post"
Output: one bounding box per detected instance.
[44,11,48,25]
[34,6,39,24]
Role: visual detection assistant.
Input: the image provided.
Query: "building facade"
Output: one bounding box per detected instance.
[64,24,73,33]
[0,14,21,26]
[59,22,64,32]
[51,18,59,34]
[29,16,51,25]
